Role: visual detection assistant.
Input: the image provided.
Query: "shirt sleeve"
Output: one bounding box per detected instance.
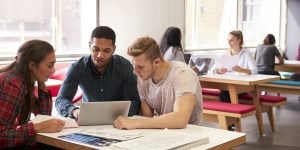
[273,46,281,57]
[32,89,52,115]
[173,70,198,98]
[238,50,258,74]
[55,63,80,117]
[122,61,140,116]
[0,80,36,148]
[246,51,258,74]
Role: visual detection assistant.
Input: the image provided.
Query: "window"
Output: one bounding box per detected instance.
[185,0,281,51]
[241,0,280,46]
[0,0,96,58]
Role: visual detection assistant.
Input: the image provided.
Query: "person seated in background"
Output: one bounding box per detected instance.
[255,34,284,76]
[55,26,140,119]
[113,36,202,129]
[0,40,65,149]
[159,27,185,63]
[212,30,257,102]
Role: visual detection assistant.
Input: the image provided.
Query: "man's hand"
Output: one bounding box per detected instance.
[72,109,80,119]
[113,116,137,130]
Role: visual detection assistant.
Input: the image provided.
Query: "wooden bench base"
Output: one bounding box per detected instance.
[203,101,256,132]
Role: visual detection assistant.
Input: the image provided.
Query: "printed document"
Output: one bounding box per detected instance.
[114,129,209,150]
[80,128,144,141]
[214,54,239,71]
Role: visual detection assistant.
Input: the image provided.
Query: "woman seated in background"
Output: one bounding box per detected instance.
[0,40,65,149]
[255,34,284,76]
[159,26,185,63]
[212,30,257,102]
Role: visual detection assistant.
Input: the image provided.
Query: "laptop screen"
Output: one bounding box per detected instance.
[189,57,212,75]
[78,101,131,126]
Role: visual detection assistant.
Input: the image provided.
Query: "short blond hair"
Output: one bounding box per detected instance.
[127,36,163,61]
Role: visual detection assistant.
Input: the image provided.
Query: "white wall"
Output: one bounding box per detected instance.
[98,0,185,59]
[286,0,300,60]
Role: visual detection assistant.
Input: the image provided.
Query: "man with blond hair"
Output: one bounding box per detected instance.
[113,36,202,129]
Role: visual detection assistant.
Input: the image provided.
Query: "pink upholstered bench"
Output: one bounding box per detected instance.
[238,93,287,106]
[203,101,256,132]
[202,88,221,100]
[238,93,287,131]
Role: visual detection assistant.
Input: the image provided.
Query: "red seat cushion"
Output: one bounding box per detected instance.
[47,84,61,97]
[203,101,255,114]
[202,88,221,96]
[72,88,83,103]
[238,93,286,103]
[49,67,69,81]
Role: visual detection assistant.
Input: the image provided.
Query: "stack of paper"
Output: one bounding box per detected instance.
[214,54,239,71]
[32,114,79,128]
[113,129,209,150]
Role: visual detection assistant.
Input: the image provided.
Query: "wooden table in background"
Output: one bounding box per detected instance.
[199,73,280,136]
[275,60,300,73]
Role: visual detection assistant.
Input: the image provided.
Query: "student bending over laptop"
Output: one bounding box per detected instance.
[55,26,140,119]
[113,37,203,129]
[0,40,64,148]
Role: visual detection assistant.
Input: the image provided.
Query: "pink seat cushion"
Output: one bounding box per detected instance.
[72,88,83,103]
[203,101,255,114]
[49,67,69,81]
[238,93,286,103]
[47,84,61,97]
[202,88,221,96]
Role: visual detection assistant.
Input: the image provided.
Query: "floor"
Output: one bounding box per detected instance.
[204,94,300,150]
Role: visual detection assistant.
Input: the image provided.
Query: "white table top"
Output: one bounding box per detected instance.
[34,79,63,87]
[36,124,246,150]
[283,60,300,65]
[45,78,63,86]
[199,73,280,85]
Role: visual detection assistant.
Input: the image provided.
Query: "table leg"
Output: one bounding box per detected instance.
[228,84,238,104]
[252,88,265,136]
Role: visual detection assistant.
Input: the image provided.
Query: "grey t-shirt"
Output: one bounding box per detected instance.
[137,61,203,125]
[255,44,281,72]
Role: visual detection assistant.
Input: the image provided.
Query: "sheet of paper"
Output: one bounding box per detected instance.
[80,128,144,141]
[214,54,239,71]
[114,129,209,150]
[32,115,79,128]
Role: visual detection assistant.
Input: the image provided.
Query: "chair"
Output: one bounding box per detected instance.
[49,67,70,80]
[49,67,82,103]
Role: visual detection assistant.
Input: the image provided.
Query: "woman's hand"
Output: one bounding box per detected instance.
[214,68,227,74]
[232,65,251,74]
[34,119,65,133]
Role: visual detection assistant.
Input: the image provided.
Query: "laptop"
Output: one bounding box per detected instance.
[78,101,131,126]
[190,57,212,75]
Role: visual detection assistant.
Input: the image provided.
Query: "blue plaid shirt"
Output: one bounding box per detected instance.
[55,55,140,117]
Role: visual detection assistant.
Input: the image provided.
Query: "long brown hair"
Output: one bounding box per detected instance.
[0,40,54,123]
